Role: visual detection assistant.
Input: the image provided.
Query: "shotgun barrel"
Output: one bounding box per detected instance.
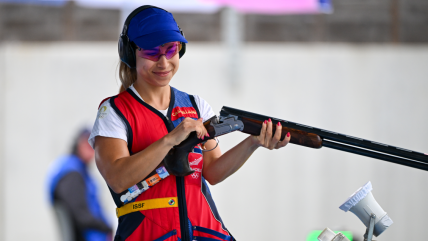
[220,106,428,171]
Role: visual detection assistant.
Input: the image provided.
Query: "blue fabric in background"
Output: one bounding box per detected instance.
[47,155,109,241]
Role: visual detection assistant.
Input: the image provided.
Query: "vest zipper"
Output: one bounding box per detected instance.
[165,116,191,241]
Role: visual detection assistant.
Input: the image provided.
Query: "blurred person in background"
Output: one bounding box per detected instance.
[89,5,290,241]
[47,128,112,241]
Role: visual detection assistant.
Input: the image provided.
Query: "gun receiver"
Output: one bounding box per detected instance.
[163,115,245,176]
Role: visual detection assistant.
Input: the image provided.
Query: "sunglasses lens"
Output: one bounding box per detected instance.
[137,47,160,61]
[165,43,179,59]
[137,42,180,62]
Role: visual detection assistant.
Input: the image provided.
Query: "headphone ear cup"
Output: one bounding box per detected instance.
[118,34,136,68]
[178,26,186,58]
[179,42,186,58]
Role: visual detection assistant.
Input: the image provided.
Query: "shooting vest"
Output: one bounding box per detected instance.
[47,155,110,241]
[105,87,234,241]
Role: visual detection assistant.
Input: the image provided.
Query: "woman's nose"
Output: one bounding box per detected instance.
[156,55,168,68]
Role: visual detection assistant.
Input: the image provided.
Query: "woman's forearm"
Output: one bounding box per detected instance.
[203,120,291,185]
[95,135,175,193]
[203,136,260,185]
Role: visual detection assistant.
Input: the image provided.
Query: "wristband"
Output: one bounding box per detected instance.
[120,166,170,204]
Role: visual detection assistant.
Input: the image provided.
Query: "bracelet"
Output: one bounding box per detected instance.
[202,137,219,152]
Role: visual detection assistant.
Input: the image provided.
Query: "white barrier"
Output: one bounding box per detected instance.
[0,42,427,241]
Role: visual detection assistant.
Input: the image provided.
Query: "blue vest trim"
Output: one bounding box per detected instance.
[153,229,177,241]
[201,176,228,231]
[193,226,231,241]
[193,237,223,241]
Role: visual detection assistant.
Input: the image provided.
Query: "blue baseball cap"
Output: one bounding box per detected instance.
[127,7,188,50]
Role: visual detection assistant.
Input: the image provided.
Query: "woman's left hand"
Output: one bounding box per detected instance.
[251,118,291,150]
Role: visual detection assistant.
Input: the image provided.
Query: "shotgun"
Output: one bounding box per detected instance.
[163,106,428,176]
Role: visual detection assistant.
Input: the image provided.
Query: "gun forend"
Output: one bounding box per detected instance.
[239,117,322,148]
[220,106,322,149]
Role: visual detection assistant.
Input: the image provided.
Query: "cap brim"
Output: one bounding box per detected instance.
[133,30,188,50]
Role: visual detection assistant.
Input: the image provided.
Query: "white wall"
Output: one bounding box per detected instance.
[0,41,6,240]
[0,42,427,241]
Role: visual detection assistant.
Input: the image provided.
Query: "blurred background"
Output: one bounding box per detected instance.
[0,0,427,240]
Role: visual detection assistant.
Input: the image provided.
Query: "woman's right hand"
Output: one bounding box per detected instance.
[165,117,208,146]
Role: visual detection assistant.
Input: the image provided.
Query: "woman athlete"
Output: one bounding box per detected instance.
[89,5,291,241]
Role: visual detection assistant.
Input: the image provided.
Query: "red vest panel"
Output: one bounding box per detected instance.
[104,87,233,241]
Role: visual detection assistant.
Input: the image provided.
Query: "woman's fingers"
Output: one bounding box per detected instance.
[269,121,282,149]
[264,119,273,148]
[168,117,209,145]
[195,118,202,139]
[196,118,207,140]
[258,120,267,146]
[275,131,291,149]
[257,120,291,150]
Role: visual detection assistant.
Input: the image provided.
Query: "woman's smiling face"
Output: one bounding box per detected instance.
[135,42,180,87]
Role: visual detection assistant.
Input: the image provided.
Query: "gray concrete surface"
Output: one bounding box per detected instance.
[0,42,427,241]
[1,0,428,43]
[0,2,120,41]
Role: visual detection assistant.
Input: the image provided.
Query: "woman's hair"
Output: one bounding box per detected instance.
[118,60,137,93]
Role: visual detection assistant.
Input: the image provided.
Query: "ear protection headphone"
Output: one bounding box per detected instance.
[118,5,186,69]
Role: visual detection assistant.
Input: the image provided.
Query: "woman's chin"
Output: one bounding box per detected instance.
[149,78,173,87]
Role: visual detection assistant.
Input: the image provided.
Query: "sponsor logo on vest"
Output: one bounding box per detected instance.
[191,172,199,179]
[192,168,202,173]
[190,156,202,166]
[133,202,145,209]
[171,106,198,121]
[168,199,175,205]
